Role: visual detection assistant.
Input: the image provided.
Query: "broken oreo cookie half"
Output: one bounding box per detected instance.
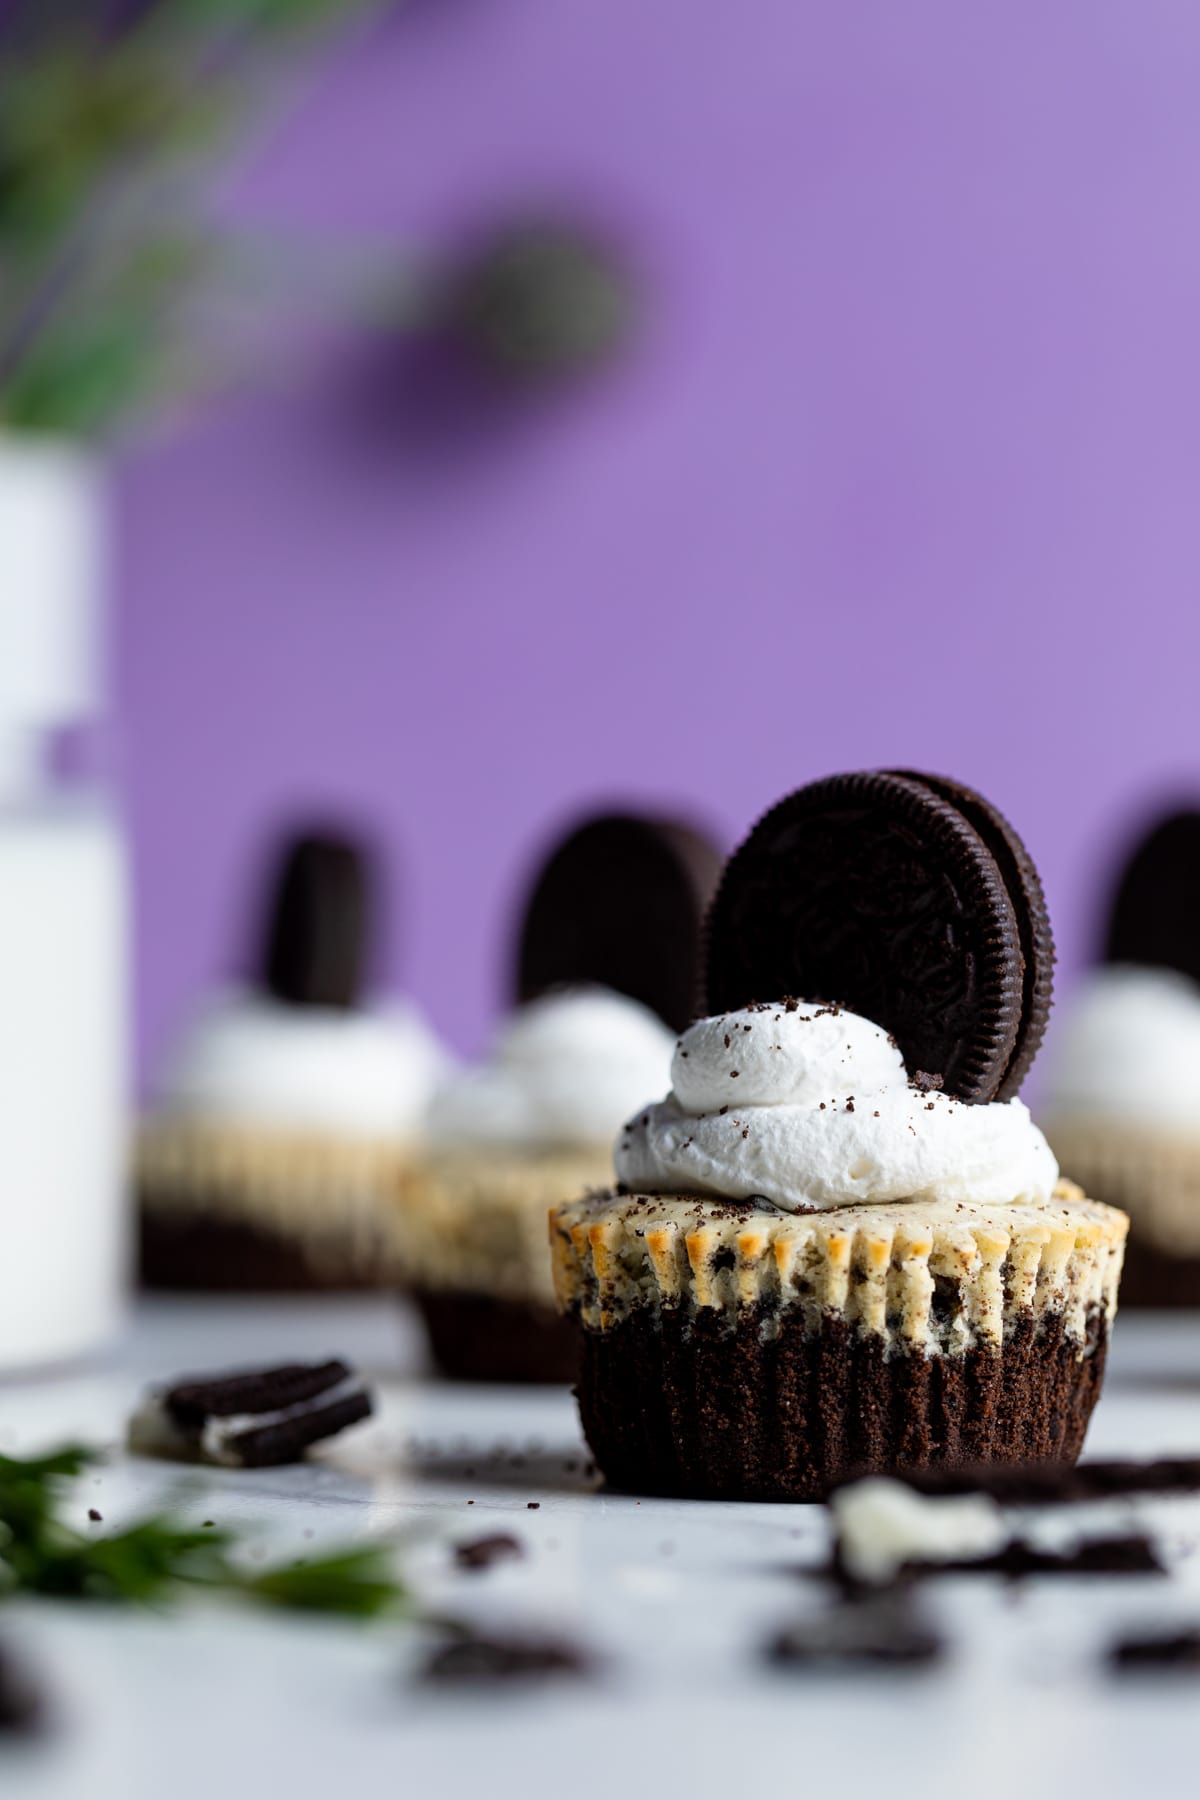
[516,811,722,1033]
[705,770,1052,1102]
[128,1360,372,1468]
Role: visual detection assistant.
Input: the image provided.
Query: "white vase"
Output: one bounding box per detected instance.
[0,434,129,1370]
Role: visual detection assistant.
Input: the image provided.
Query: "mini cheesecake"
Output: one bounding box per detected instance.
[398,811,722,1382]
[1041,812,1200,1307]
[548,772,1128,1498]
[552,1184,1125,1501]
[139,829,447,1291]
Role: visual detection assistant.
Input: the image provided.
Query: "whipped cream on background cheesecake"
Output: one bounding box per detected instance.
[1041,966,1200,1279]
[1041,965,1200,1129]
[428,986,676,1150]
[159,987,449,1140]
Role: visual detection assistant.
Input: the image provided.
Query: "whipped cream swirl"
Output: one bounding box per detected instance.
[615,1002,1058,1213]
[1041,965,1200,1129]
[428,987,676,1149]
[158,989,450,1139]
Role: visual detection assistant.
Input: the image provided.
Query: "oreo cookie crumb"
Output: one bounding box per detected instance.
[767,1595,942,1669]
[900,1456,1200,1506]
[88,1509,102,1523]
[1110,1629,1200,1671]
[454,1533,524,1572]
[930,1533,1163,1579]
[527,1502,540,1510]
[0,1646,43,1735]
[419,1631,591,1685]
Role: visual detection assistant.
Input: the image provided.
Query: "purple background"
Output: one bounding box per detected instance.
[116,1,1200,1087]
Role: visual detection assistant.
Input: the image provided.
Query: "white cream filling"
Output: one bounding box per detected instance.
[832,1478,1007,1583]
[127,1373,367,1467]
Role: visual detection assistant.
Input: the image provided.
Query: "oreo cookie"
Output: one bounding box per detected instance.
[886,773,1054,1100]
[128,1360,372,1468]
[1103,807,1200,986]
[257,829,372,1011]
[705,771,1048,1103]
[516,811,722,1032]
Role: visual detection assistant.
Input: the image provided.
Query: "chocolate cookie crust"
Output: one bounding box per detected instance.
[576,1303,1110,1502]
[704,772,1026,1102]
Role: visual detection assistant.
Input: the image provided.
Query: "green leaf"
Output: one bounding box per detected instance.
[0,1438,413,1621]
[241,1546,409,1619]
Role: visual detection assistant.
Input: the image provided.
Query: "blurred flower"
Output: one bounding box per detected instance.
[442,219,635,382]
[0,0,388,439]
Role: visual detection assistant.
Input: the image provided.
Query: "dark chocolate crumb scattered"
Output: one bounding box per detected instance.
[88,1509,102,1523]
[0,1645,43,1735]
[419,1631,591,1686]
[899,1456,1200,1506]
[454,1533,524,1572]
[1110,1629,1200,1671]
[527,1502,540,1510]
[955,1534,1163,1578]
[911,1070,945,1092]
[767,1595,942,1669]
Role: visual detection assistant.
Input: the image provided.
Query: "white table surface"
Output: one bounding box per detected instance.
[4,1298,1200,1800]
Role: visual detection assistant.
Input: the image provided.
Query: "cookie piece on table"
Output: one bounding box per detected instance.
[766,1594,944,1670]
[0,1644,43,1736]
[128,1360,372,1468]
[419,1629,592,1685]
